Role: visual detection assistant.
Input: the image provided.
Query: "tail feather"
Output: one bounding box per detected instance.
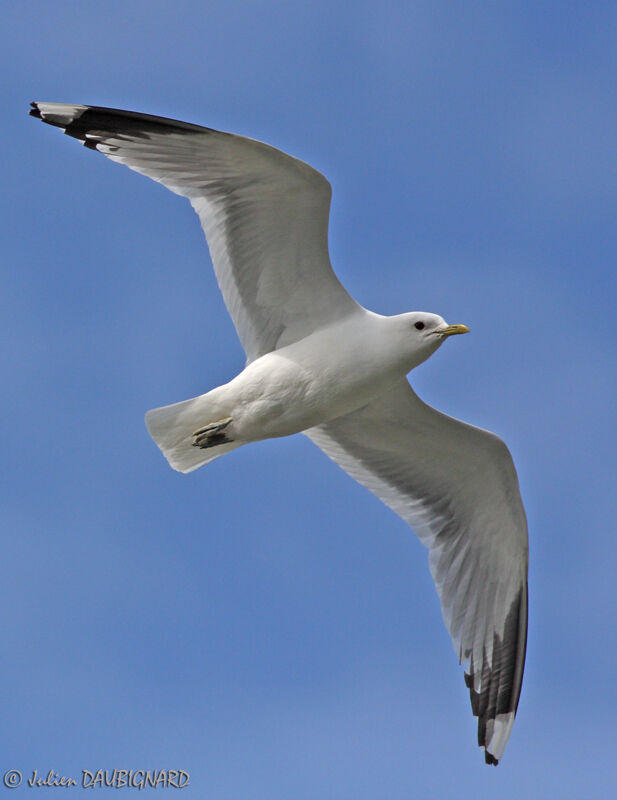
[145,395,240,473]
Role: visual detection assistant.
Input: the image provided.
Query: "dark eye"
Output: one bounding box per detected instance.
[414,321,425,330]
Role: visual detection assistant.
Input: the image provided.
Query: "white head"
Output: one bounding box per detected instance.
[393,311,470,370]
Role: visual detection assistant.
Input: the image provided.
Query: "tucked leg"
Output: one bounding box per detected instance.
[192,417,233,449]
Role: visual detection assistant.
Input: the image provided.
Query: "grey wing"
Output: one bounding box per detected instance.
[305,379,528,765]
[31,102,360,361]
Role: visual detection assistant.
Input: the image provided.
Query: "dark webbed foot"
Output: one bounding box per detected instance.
[192,417,233,449]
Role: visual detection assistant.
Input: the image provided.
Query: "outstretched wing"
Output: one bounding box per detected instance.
[306,379,528,765]
[30,102,359,361]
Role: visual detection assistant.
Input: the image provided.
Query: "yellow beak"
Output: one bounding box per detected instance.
[439,323,470,337]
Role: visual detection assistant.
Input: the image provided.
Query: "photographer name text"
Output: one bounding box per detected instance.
[3,768,190,789]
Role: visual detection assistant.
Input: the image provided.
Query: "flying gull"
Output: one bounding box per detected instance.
[30,102,528,765]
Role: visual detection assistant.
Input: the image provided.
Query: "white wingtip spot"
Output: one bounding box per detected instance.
[485,712,515,763]
[32,102,88,128]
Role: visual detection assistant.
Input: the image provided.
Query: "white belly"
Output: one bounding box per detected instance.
[220,313,408,442]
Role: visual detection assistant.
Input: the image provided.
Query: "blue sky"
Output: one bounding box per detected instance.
[3,1,616,796]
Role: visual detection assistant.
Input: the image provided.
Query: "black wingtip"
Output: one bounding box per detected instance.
[485,751,499,766]
[29,101,42,119]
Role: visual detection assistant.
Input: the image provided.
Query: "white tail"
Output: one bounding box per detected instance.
[145,394,241,473]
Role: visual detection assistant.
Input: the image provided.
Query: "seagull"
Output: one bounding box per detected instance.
[31,102,528,765]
